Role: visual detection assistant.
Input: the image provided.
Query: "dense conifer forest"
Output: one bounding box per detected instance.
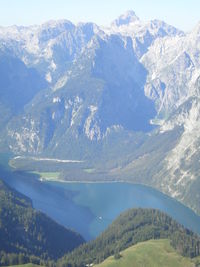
[0,179,84,266]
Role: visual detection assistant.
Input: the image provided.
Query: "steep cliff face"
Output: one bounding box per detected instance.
[0,54,46,131]
[142,23,200,116]
[155,78,200,212]
[6,34,155,156]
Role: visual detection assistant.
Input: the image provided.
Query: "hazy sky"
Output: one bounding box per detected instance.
[0,0,200,32]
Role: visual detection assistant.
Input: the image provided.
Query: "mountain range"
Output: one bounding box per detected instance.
[1,10,200,215]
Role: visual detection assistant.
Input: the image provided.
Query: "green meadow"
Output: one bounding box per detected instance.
[95,239,197,267]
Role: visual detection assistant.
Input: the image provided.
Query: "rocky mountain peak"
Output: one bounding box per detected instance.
[190,21,200,39]
[111,10,140,27]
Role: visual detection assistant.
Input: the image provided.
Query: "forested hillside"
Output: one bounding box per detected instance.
[0,180,84,266]
[59,208,200,266]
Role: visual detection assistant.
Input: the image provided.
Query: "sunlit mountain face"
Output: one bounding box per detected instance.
[1,10,200,216]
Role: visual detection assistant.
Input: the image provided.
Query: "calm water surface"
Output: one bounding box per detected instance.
[3,169,200,240]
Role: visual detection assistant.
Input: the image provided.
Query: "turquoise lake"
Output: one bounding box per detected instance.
[3,169,200,241]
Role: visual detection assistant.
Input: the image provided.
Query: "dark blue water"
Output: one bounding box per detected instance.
[3,169,200,241]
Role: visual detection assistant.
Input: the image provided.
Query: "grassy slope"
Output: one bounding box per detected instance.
[95,239,195,267]
[60,208,200,267]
